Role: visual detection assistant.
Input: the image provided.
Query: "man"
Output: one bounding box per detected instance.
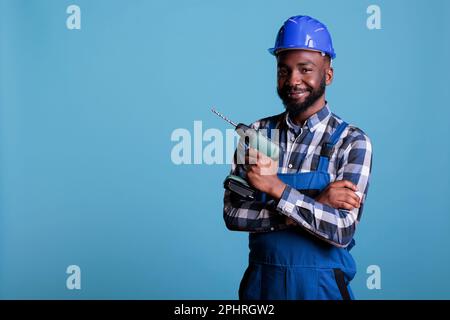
[223,15,373,300]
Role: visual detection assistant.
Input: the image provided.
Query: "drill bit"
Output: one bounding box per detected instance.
[211,107,238,127]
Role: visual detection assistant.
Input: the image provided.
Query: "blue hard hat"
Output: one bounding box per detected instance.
[268,15,336,59]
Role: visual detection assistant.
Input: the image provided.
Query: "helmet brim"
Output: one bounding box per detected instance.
[268,47,335,59]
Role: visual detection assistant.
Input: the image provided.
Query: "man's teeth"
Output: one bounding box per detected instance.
[289,91,308,96]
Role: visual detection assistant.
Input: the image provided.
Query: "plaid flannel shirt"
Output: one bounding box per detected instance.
[223,103,373,248]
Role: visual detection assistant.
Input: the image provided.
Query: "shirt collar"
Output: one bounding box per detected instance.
[284,103,331,133]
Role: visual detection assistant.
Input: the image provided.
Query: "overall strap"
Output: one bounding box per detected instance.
[317,121,348,172]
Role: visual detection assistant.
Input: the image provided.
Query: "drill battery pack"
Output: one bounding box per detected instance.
[223,174,256,200]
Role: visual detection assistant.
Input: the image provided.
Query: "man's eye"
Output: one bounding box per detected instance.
[278,69,288,76]
[302,68,312,73]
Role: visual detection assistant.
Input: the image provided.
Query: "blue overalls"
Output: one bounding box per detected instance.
[239,120,356,300]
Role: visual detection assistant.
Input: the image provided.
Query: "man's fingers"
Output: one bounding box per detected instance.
[336,190,360,208]
[326,189,360,209]
[327,187,360,207]
[330,180,358,191]
[344,189,361,206]
[344,194,360,208]
[338,201,356,210]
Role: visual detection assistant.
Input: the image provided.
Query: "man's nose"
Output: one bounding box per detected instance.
[287,70,302,86]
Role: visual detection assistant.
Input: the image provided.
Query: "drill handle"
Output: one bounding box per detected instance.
[235,124,279,160]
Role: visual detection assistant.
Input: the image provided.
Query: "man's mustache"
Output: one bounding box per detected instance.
[280,85,312,94]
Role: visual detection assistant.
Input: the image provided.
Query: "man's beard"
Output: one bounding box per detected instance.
[277,75,326,118]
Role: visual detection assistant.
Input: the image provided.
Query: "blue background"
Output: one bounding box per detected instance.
[0,0,449,299]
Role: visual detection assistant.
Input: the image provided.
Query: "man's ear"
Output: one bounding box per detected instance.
[325,66,334,86]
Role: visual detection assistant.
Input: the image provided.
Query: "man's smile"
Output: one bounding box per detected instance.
[287,89,310,100]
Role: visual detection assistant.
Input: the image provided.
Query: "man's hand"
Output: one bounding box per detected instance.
[285,180,361,226]
[245,148,286,200]
[315,180,361,210]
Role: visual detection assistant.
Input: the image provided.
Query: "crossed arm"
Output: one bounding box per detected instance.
[223,133,372,248]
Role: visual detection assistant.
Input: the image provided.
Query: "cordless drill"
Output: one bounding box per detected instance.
[211,108,280,199]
